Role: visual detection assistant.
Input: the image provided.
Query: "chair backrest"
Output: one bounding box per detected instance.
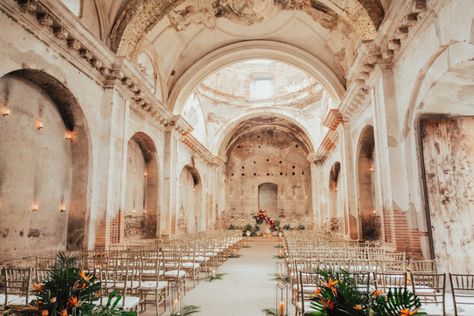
[374,272,407,292]
[4,267,32,306]
[411,272,446,315]
[350,272,371,292]
[449,273,474,316]
[35,256,56,270]
[298,271,322,314]
[410,259,437,274]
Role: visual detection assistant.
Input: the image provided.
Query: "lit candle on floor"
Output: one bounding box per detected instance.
[212,269,216,278]
[279,301,285,316]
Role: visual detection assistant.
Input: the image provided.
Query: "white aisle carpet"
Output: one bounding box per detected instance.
[181,240,279,316]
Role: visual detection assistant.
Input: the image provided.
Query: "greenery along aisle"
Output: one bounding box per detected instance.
[306,270,426,316]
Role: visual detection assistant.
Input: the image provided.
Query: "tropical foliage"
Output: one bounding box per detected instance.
[170,305,200,316]
[305,269,426,316]
[31,253,100,315]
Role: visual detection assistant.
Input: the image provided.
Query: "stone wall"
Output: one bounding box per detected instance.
[224,129,312,229]
[0,74,72,258]
[421,117,474,273]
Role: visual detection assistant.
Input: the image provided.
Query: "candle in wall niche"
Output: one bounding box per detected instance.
[65,131,73,140]
[35,119,44,130]
[1,106,10,117]
[60,203,66,213]
[32,204,39,212]
[144,171,148,177]
[279,301,285,316]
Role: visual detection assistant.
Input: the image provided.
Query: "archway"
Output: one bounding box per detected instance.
[0,69,90,258]
[258,183,278,219]
[178,166,203,234]
[356,125,379,240]
[329,162,341,232]
[123,132,159,240]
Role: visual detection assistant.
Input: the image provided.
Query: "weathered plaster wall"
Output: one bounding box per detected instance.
[421,117,474,274]
[224,130,312,229]
[0,74,72,258]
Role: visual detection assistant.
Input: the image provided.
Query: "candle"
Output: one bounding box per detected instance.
[279,301,285,316]
[212,269,216,278]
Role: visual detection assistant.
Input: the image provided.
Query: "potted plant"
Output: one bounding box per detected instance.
[284,224,291,231]
[244,224,253,236]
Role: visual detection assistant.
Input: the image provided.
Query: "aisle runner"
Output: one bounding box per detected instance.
[183,240,278,316]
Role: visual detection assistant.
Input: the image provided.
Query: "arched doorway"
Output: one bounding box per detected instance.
[124,132,159,240]
[0,70,90,258]
[329,162,341,231]
[178,166,202,234]
[357,125,379,240]
[258,183,278,217]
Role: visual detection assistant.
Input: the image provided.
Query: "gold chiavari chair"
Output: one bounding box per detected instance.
[449,273,474,316]
[1,267,32,308]
[411,273,446,315]
[138,251,169,315]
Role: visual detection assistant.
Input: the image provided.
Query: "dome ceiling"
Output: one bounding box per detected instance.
[181,59,329,153]
[199,59,324,109]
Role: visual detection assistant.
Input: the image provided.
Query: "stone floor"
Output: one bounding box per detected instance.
[143,239,284,316]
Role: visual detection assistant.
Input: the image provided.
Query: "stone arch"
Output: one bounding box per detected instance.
[0,69,91,258]
[356,125,379,241]
[168,41,344,113]
[124,132,160,239]
[178,165,203,233]
[215,111,316,157]
[329,161,341,231]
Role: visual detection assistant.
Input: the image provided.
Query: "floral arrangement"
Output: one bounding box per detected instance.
[306,269,426,316]
[254,209,278,231]
[22,253,134,316]
[31,253,100,316]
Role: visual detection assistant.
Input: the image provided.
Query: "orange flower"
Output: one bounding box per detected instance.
[400,308,418,316]
[41,310,49,316]
[321,297,335,310]
[310,287,322,298]
[353,304,363,311]
[322,278,339,296]
[79,271,92,282]
[371,289,384,297]
[69,296,78,307]
[60,309,68,316]
[32,283,44,292]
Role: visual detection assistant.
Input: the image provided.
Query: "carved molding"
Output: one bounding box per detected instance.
[339,0,430,120]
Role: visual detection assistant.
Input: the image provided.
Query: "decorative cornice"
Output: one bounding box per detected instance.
[311,130,339,164]
[180,132,225,166]
[1,0,177,129]
[339,0,430,120]
[323,109,344,131]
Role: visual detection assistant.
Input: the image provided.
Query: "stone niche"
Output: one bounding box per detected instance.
[0,74,73,259]
[421,117,474,274]
[224,129,312,229]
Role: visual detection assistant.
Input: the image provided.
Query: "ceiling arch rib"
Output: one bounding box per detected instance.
[110,0,385,59]
[168,40,345,114]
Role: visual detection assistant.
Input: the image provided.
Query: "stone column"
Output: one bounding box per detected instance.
[161,129,179,236]
[340,122,359,240]
[89,86,128,249]
[372,67,411,250]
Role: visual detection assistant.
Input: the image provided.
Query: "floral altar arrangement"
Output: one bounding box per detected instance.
[306,269,427,316]
[254,209,278,231]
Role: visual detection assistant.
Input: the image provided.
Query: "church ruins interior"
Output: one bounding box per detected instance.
[0,0,473,315]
